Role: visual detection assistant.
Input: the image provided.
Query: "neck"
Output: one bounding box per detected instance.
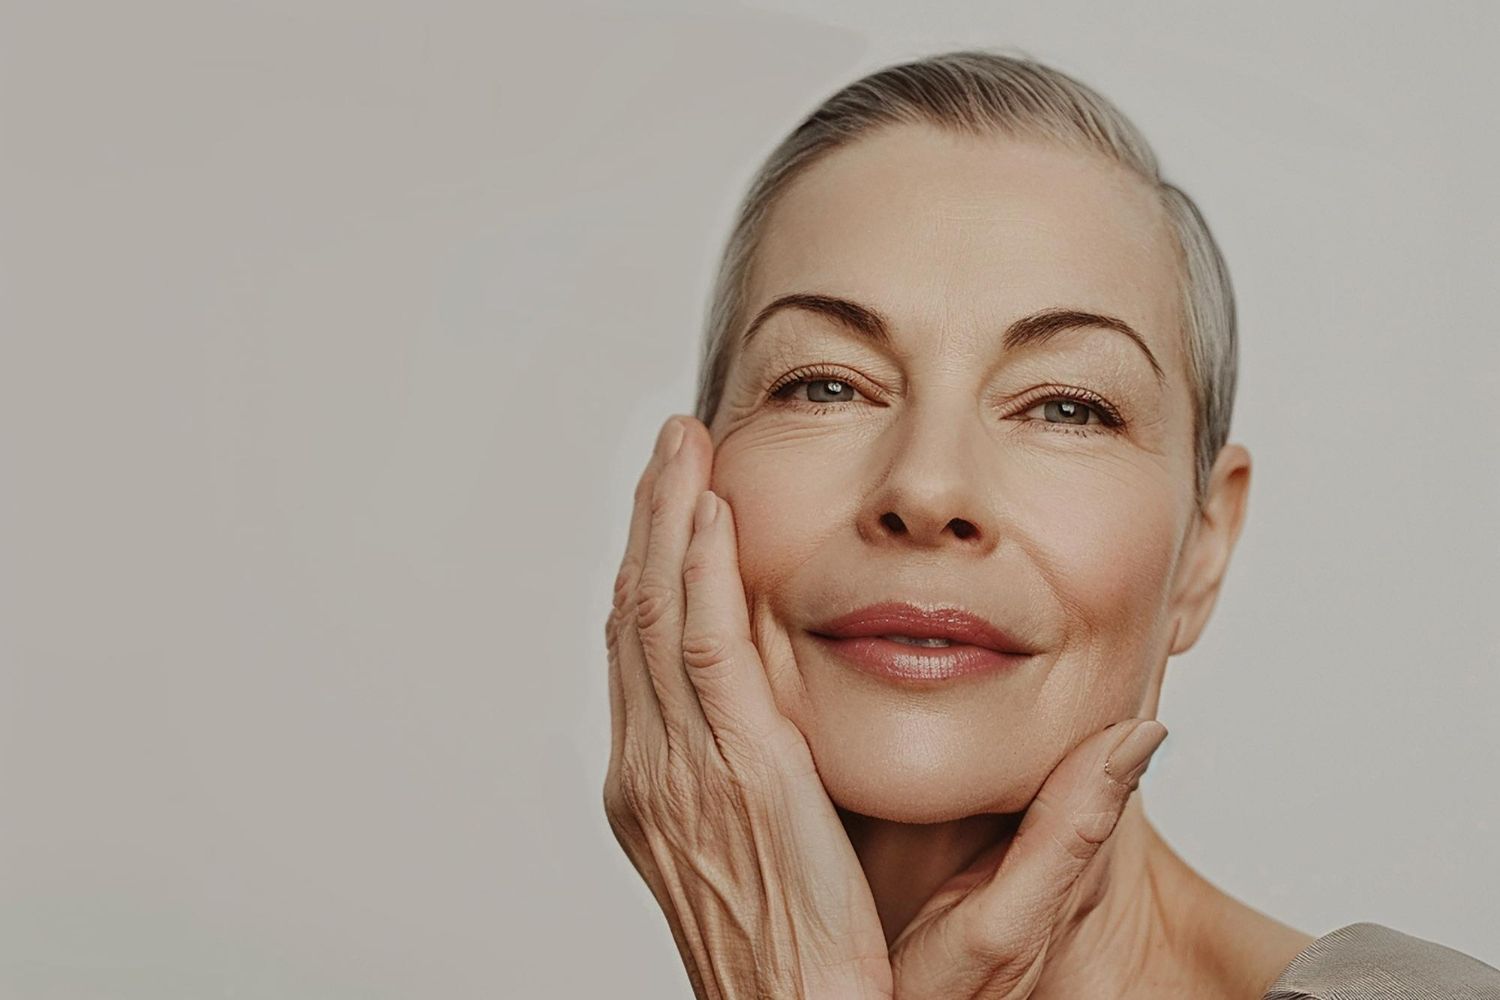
[840,795,1315,999]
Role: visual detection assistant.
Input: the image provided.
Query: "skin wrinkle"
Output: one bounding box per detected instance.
[1090,849,1156,986]
[702,126,1307,996]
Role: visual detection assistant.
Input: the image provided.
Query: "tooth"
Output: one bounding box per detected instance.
[881,634,953,647]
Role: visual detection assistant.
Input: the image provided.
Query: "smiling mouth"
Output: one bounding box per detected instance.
[808,633,1030,684]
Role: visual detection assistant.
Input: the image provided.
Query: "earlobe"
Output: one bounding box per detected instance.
[1167,444,1252,656]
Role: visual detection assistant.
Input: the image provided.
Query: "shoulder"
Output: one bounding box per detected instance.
[1262,921,1500,999]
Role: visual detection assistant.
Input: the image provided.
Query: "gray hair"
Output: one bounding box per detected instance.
[691,47,1236,513]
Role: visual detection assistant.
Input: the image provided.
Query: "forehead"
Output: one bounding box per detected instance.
[746,124,1184,371]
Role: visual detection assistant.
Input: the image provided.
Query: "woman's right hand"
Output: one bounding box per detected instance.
[603,414,894,1000]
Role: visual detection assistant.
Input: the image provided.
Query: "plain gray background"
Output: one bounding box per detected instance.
[2,1,1496,996]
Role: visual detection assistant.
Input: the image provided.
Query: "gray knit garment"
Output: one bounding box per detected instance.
[1263,922,1500,999]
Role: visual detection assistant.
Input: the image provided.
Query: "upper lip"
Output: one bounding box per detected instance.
[809,601,1034,654]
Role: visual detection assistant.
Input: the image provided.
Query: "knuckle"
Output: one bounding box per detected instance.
[961,920,1037,974]
[680,629,733,672]
[602,774,626,820]
[1069,807,1121,849]
[613,561,641,611]
[1054,824,1096,864]
[603,773,645,841]
[648,476,676,518]
[1014,792,1081,861]
[680,551,713,588]
[634,576,676,634]
[1035,810,1104,865]
[603,792,644,850]
[609,567,642,646]
[614,760,654,818]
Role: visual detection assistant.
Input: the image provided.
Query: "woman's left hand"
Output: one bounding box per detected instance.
[886,717,1168,1000]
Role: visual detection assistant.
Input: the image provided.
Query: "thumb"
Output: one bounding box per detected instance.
[953,719,1168,946]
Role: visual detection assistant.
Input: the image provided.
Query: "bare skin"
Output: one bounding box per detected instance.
[844,793,1314,998]
[607,415,1312,998]
[606,124,1317,997]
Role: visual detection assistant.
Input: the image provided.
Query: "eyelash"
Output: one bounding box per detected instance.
[765,365,1126,435]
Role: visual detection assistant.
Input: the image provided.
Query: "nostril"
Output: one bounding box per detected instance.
[880,511,906,534]
[951,519,977,540]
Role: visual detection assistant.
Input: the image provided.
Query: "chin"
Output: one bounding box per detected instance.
[803,728,1049,823]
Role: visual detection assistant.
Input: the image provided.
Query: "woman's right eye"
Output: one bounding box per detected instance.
[770,376,865,405]
[774,379,858,401]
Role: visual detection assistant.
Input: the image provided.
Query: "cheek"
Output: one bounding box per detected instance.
[708,431,861,592]
[707,431,865,732]
[1022,469,1183,722]
[1036,477,1178,626]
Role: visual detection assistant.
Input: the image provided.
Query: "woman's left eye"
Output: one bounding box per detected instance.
[1012,390,1128,434]
[1018,397,1113,427]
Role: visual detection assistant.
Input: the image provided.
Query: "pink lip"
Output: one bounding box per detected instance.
[808,602,1034,684]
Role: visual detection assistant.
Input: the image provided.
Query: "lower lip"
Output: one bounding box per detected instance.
[810,634,1030,683]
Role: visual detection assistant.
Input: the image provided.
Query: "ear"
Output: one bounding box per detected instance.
[1168,443,1252,655]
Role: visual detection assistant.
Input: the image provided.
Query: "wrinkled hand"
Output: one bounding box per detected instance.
[603,414,894,1000]
[888,718,1169,1000]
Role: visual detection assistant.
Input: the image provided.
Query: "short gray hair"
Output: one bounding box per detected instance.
[691,48,1236,513]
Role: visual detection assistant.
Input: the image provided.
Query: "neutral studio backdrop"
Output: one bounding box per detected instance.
[2,1,1497,997]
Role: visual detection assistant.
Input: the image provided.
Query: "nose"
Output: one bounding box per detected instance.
[858,404,1000,554]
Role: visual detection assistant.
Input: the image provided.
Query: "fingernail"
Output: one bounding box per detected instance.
[1105,719,1168,787]
[693,490,718,531]
[655,417,686,461]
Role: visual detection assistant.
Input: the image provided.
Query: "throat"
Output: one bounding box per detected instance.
[837,805,1021,947]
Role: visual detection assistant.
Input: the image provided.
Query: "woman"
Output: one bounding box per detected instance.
[602,50,1500,998]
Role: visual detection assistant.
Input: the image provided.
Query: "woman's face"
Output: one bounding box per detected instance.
[708,124,1236,823]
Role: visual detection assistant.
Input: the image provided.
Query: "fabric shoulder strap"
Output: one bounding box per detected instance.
[1263,921,1500,1000]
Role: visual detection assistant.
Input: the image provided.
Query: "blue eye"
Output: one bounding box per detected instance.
[1025,398,1103,425]
[766,370,1125,435]
[767,367,871,409]
[1014,390,1125,435]
[773,377,859,404]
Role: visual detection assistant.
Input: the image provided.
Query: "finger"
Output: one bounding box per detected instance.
[634,416,712,744]
[955,718,1168,956]
[680,488,796,757]
[609,417,681,745]
[605,607,627,773]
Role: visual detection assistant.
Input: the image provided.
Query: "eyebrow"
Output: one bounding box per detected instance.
[740,292,1166,384]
